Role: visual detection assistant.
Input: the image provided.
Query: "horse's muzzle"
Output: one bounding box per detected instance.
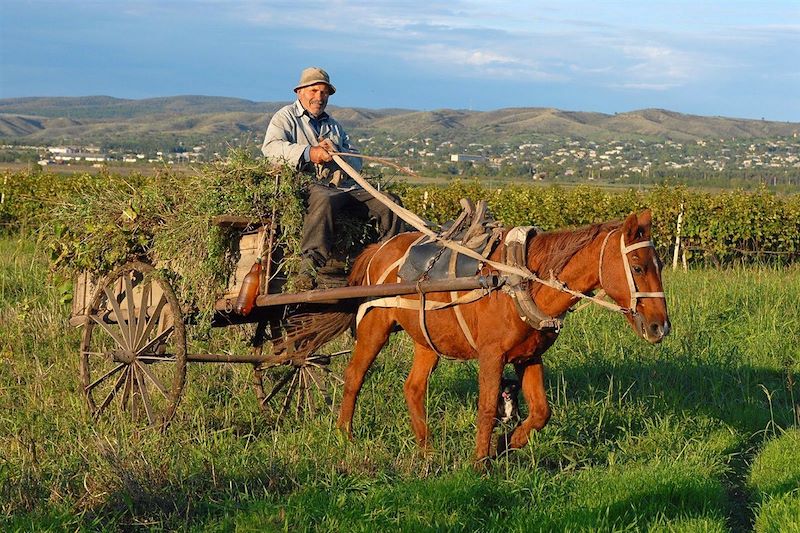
[634,313,671,344]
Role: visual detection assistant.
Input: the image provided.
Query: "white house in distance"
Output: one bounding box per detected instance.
[46,146,108,162]
[450,154,486,163]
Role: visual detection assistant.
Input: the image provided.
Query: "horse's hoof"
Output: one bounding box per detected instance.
[334,424,353,443]
[472,456,493,474]
[416,440,433,455]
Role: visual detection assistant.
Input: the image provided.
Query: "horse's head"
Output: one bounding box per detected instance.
[600,210,670,343]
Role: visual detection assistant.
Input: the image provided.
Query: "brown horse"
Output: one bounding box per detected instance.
[333,210,669,462]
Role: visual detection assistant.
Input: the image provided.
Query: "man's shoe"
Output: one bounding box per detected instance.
[294,257,318,291]
[294,272,316,291]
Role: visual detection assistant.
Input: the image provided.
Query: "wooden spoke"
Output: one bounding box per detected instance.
[85,363,126,393]
[120,367,133,412]
[261,368,296,406]
[305,366,331,407]
[88,314,127,349]
[134,363,156,425]
[136,325,174,356]
[308,361,344,384]
[277,370,300,423]
[94,368,128,418]
[123,271,137,345]
[301,369,317,414]
[103,286,131,349]
[295,369,306,415]
[136,355,177,363]
[135,360,169,399]
[129,366,139,423]
[135,292,168,352]
[81,350,111,358]
[133,280,151,350]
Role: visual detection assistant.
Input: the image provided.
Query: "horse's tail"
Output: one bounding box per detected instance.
[271,244,382,360]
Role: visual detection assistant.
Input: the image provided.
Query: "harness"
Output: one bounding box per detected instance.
[330,152,666,356]
[599,229,666,317]
[501,226,564,330]
[356,232,498,356]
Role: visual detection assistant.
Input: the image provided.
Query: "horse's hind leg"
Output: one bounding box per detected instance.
[404,343,440,450]
[336,311,393,438]
[501,356,551,452]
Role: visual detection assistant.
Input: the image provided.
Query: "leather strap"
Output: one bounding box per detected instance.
[503,226,562,331]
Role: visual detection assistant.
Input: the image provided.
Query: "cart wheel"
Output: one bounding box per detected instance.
[79,261,187,429]
[252,349,346,422]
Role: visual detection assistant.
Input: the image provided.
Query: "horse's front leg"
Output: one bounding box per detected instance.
[499,356,551,453]
[336,311,392,438]
[475,352,504,462]
[404,343,440,450]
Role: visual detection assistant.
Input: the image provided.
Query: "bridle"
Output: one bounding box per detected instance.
[598,229,666,315]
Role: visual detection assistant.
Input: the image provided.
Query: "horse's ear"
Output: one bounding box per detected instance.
[623,210,651,242]
[638,209,652,239]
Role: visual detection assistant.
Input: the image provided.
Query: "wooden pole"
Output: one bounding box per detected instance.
[672,203,684,270]
[332,153,535,280]
[214,275,501,311]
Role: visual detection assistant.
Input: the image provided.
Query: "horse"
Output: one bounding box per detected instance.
[304,209,670,462]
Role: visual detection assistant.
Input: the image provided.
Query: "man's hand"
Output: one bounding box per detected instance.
[309,145,333,164]
[317,138,337,153]
[309,138,338,164]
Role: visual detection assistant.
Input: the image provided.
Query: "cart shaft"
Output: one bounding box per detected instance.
[213,275,502,312]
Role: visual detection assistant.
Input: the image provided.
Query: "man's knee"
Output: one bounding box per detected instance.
[307,186,346,213]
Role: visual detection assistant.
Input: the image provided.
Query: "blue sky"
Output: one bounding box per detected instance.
[2,1,799,121]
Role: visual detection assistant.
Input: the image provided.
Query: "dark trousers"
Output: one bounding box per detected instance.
[301,183,404,265]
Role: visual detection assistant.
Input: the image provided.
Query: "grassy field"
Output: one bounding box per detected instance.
[2,233,799,532]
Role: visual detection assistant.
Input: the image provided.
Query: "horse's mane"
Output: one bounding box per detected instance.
[526,220,622,284]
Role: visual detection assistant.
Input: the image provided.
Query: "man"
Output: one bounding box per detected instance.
[262,67,403,289]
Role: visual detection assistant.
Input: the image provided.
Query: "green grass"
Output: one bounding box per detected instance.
[748,429,800,532]
[1,233,799,531]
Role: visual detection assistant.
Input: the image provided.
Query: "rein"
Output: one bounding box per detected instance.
[331,152,663,319]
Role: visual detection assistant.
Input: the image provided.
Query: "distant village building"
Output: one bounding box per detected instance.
[450,154,486,163]
[47,146,108,162]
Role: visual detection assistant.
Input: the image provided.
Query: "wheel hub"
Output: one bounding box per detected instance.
[113,349,137,364]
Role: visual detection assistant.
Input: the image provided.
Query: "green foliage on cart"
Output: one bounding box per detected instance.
[22,151,310,325]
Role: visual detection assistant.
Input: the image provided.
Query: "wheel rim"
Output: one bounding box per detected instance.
[79,261,187,428]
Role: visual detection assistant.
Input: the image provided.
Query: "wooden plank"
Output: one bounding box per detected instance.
[72,271,98,318]
[223,226,268,297]
[211,215,272,229]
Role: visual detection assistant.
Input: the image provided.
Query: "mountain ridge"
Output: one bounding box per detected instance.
[1,95,798,144]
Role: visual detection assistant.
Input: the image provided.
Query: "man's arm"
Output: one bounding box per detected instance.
[262,109,335,168]
[261,109,308,168]
[328,122,363,172]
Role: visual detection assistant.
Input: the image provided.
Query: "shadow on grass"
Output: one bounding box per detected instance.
[184,463,727,531]
[432,353,794,438]
[38,351,791,530]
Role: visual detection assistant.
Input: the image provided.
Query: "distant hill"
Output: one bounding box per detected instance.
[0,95,798,144]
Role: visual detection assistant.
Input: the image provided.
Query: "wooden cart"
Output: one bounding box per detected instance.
[70,214,498,429]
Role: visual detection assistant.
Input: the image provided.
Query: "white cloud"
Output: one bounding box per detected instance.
[612,44,700,90]
[403,43,565,82]
[149,1,800,97]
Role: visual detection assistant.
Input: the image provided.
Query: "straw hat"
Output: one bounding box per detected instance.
[293,67,336,94]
